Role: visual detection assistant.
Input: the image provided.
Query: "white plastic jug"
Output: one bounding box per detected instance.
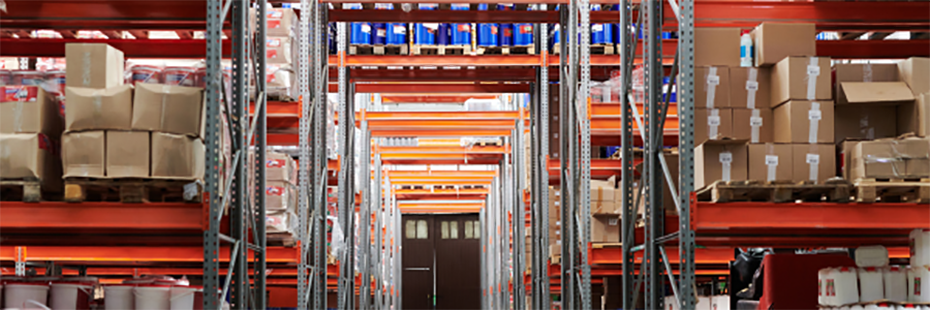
[885,265,908,302]
[908,265,930,302]
[911,229,930,267]
[857,245,890,268]
[169,286,198,310]
[49,282,94,310]
[859,267,884,302]
[4,282,50,309]
[134,285,170,310]
[104,284,134,310]
[834,267,860,306]
[820,267,832,306]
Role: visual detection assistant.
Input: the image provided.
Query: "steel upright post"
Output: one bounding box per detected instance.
[677,0,697,307]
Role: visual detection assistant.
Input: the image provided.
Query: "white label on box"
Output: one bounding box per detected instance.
[707,115,721,126]
[808,109,822,121]
[745,80,759,91]
[719,152,733,164]
[806,154,820,164]
[707,75,720,86]
[608,218,619,226]
[765,155,779,166]
[807,65,821,77]
[750,116,763,127]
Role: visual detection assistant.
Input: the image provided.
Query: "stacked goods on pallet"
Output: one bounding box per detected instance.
[0,84,65,199]
[264,7,298,101]
[60,43,205,203]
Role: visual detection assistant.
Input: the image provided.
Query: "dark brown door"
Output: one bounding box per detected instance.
[401,214,481,310]
[402,215,435,310]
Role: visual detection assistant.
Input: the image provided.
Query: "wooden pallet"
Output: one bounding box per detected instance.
[476,45,535,55]
[591,43,615,55]
[0,179,55,202]
[854,178,930,203]
[349,44,408,55]
[267,232,297,247]
[696,179,852,203]
[410,44,471,55]
[63,178,203,203]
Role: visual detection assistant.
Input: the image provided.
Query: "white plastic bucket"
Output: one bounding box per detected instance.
[103,284,134,310]
[911,229,930,267]
[169,286,199,310]
[859,267,884,302]
[134,285,170,310]
[833,267,860,306]
[49,282,94,310]
[884,265,908,302]
[908,265,930,302]
[856,245,889,268]
[4,282,50,309]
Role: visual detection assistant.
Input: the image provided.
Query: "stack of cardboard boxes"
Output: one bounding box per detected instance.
[0,85,64,193]
[60,43,205,181]
[263,151,298,235]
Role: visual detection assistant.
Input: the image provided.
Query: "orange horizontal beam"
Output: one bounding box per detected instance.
[0,246,298,264]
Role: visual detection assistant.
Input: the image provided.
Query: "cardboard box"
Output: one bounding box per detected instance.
[770,56,832,106]
[730,67,771,109]
[106,131,150,178]
[151,132,204,180]
[266,151,297,184]
[791,144,836,183]
[132,83,204,137]
[694,140,748,189]
[65,43,124,88]
[898,93,930,137]
[834,63,899,104]
[748,143,793,182]
[695,108,734,143]
[846,139,907,180]
[751,23,816,67]
[591,176,618,214]
[266,8,297,37]
[65,85,133,131]
[0,87,63,138]
[732,108,773,143]
[0,133,63,191]
[266,181,297,212]
[898,57,930,96]
[900,136,930,177]
[696,66,731,108]
[839,82,915,105]
[62,130,106,178]
[266,36,294,65]
[591,215,620,243]
[695,28,740,67]
[835,104,898,142]
[773,100,835,144]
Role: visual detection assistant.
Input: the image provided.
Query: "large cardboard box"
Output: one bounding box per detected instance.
[696,66,731,108]
[730,67,771,110]
[266,151,297,184]
[132,83,204,137]
[105,131,150,178]
[732,108,773,143]
[62,130,106,178]
[0,133,63,191]
[751,23,816,67]
[770,56,832,106]
[748,143,793,182]
[695,28,740,67]
[694,140,748,189]
[266,180,297,212]
[773,100,835,144]
[65,43,124,88]
[834,63,899,104]
[65,85,133,131]
[835,104,898,142]
[900,136,930,177]
[151,132,205,180]
[591,215,620,243]
[898,57,930,96]
[898,93,930,137]
[0,87,63,138]
[839,82,914,106]
[695,108,734,143]
[591,176,618,215]
[791,144,836,183]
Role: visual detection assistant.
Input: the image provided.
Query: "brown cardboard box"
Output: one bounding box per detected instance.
[839,82,915,105]
[791,144,836,183]
[732,108,773,143]
[695,28,740,67]
[694,140,748,189]
[695,108,734,143]
[898,93,930,137]
[591,215,620,243]
[750,23,816,67]
[770,56,832,106]
[106,131,150,178]
[898,57,930,96]
[847,139,907,180]
[266,180,297,212]
[65,43,124,88]
[132,83,204,137]
[773,100,835,144]
[151,132,205,180]
[266,151,297,184]
[748,143,793,182]
[591,176,618,214]
[65,85,133,131]
[835,104,898,142]
[0,133,63,191]
[730,67,771,110]
[62,130,106,178]
[696,66,731,108]
[834,63,899,104]
[266,8,297,37]
[900,136,930,177]
[0,87,63,139]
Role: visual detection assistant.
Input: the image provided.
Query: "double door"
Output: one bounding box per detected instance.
[402,214,481,310]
